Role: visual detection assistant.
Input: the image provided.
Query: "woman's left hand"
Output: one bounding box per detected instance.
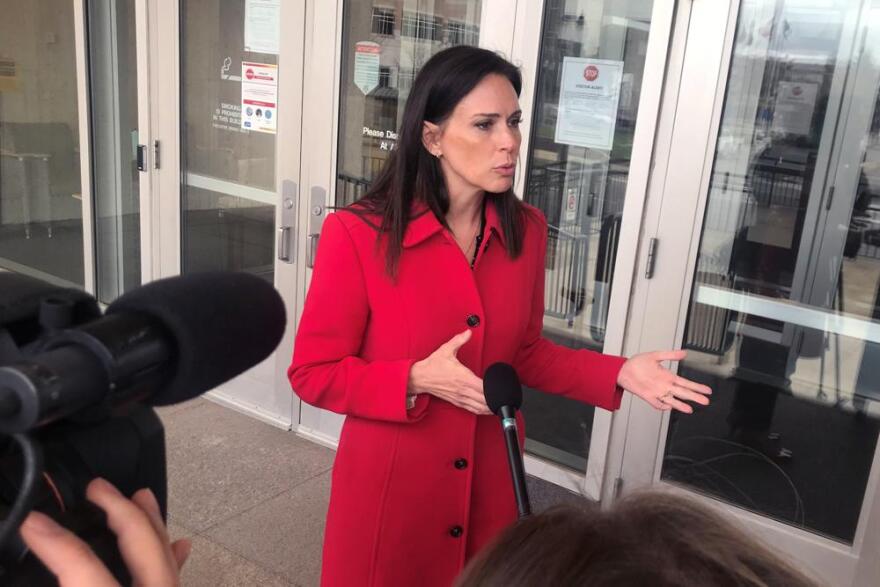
[616,350,712,414]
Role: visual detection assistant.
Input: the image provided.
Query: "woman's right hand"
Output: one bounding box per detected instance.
[409,329,492,415]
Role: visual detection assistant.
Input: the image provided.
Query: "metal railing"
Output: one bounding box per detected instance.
[543,226,590,327]
[336,173,371,208]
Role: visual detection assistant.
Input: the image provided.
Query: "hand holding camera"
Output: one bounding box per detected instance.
[0,271,286,584]
[20,478,190,587]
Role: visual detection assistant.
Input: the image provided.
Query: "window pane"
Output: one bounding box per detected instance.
[0,0,84,287]
[335,1,482,207]
[662,0,880,544]
[180,0,277,280]
[521,0,655,471]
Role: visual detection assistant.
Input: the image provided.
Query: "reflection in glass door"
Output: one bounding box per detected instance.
[663,0,880,547]
[180,0,278,280]
[0,0,145,300]
[0,1,85,286]
[334,1,482,207]
[521,0,656,472]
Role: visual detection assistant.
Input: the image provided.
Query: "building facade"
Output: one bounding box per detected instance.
[1,1,879,584]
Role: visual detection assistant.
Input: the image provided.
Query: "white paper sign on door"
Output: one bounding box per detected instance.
[354,41,381,95]
[241,61,278,134]
[554,57,624,151]
[244,0,280,54]
[771,82,818,136]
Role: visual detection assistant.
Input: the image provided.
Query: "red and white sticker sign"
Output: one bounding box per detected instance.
[241,61,278,134]
[583,65,599,82]
[354,41,381,95]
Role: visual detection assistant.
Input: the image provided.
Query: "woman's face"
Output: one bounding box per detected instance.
[424,74,522,197]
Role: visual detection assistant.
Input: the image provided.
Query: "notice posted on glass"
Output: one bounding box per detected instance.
[771,81,818,137]
[554,57,623,151]
[353,41,381,95]
[241,61,278,134]
[244,0,280,54]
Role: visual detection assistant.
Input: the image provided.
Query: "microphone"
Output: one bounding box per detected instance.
[484,362,531,519]
[0,272,286,433]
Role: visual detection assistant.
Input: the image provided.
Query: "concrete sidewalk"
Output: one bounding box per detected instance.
[158,398,588,586]
[159,399,333,586]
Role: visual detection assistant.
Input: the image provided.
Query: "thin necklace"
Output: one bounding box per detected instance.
[457,222,480,256]
[450,201,486,268]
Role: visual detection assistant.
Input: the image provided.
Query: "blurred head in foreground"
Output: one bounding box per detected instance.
[456,491,819,587]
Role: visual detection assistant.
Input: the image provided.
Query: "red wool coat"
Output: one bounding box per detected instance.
[288,200,625,587]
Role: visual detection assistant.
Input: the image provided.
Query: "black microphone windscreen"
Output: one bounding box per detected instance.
[106,272,286,406]
[484,362,522,415]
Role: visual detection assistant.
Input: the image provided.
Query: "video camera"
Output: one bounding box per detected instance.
[0,271,285,585]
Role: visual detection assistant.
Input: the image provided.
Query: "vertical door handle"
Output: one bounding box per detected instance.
[645,238,659,279]
[277,227,292,262]
[136,144,148,171]
[306,234,319,268]
[306,186,327,269]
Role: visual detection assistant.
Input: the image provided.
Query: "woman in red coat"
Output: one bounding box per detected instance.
[288,46,712,587]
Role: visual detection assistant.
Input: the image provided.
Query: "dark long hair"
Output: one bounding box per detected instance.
[351,46,527,276]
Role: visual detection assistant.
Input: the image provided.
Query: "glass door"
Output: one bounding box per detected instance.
[0,1,89,288]
[510,0,676,498]
[153,0,306,426]
[179,2,279,281]
[0,0,151,302]
[620,0,880,584]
